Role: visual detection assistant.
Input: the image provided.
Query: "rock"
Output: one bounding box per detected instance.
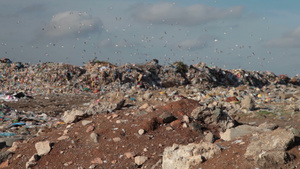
[145,106,154,113]
[191,106,204,120]
[204,132,216,143]
[90,132,99,143]
[124,152,135,159]
[241,95,255,111]
[0,160,9,168]
[245,128,295,157]
[82,120,93,126]
[86,126,95,133]
[57,135,70,141]
[143,92,152,100]
[189,122,203,133]
[134,156,148,166]
[113,137,121,142]
[220,125,266,141]
[138,129,145,135]
[255,151,295,168]
[35,141,51,156]
[0,152,13,165]
[162,142,221,169]
[159,112,177,123]
[258,122,278,130]
[170,120,182,128]
[91,157,103,164]
[86,99,126,115]
[182,115,190,123]
[139,103,150,109]
[63,109,88,123]
[7,142,21,152]
[141,117,161,132]
[25,154,40,169]
[150,159,162,169]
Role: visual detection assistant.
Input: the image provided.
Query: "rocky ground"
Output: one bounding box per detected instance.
[0,83,300,169]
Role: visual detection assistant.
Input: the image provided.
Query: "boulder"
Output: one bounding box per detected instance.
[63,109,88,123]
[245,128,295,157]
[35,141,51,156]
[134,156,148,166]
[241,95,255,111]
[162,142,221,169]
[85,99,125,115]
[220,125,266,141]
[255,151,295,168]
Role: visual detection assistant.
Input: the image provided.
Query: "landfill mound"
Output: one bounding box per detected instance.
[1,59,299,96]
[0,59,300,168]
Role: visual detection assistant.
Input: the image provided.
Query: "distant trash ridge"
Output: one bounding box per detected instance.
[0,59,299,95]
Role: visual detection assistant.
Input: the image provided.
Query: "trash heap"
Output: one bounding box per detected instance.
[0,59,299,95]
[0,103,62,147]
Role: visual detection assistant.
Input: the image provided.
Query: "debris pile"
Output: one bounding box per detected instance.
[0,59,299,96]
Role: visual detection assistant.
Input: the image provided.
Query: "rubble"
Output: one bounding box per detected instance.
[162,142,221,169]
[0,59,299,168]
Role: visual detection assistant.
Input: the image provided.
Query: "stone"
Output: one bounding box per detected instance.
[63,109,88,124]
[57,135,70,141]
[0,160,8,168]
[204,132,216,143]
[0,152,13,165]
[162,142,221,169]
[220,125,266,141]
[145,106,154,113]
[124,152,135,159]
[7,142,21,152]
[143,92,153,100]
[191,106,204,120]
[82,120,93,126]
[86,126,95,133]
[258,122,278,130]
[159,112,177,123]
[141,117,160,132]
[182,115,190,123]
[241,95,255,111]
[189,122,203,133]
[35,141,51,156]
[113,137,121,142]
[25,154,40,169]
[138,129,145,135]
[90,132,99,143]
[245,128,295,157]
[91,157,103,164]
[139,103,150,109]
[255,151,295,168]
[86,99,126,115]
[134,156,148,166]
[170,120,182,128]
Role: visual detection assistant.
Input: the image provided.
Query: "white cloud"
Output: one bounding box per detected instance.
[44,11,102,38]
[177,38,207,50]
[266,26,300,48]
[132,3,243,26]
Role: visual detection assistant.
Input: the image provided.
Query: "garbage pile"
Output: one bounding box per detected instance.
[0,59,299,95]
[0,103,62,147]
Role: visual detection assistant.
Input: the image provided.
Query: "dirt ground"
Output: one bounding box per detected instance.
[2,92,300,169]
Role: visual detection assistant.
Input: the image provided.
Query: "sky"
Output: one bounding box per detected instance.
[0,0,300,76]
